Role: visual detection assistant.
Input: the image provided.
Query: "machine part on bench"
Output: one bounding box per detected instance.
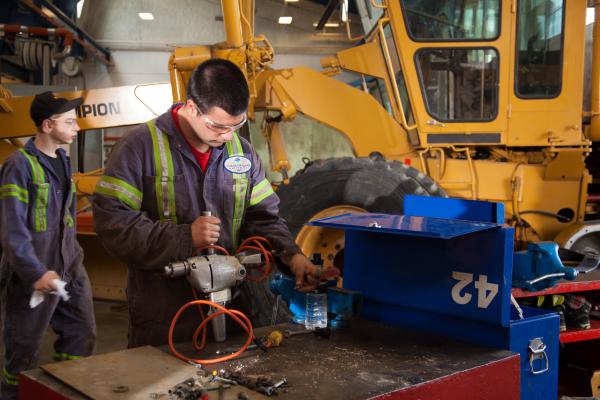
[272,378,288,389]
[167,377,205,400]
[238,392,250,400]
[283,328,312,337]
[221,370,288,397]
[111,384,129,393]
[216,329,283,355]
[284,326,331,338]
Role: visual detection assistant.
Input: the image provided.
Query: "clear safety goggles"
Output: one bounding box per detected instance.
[194,104,247,134]
[49,117,78,127]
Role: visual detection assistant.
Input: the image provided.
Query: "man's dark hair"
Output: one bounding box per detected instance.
[187,59,249,116]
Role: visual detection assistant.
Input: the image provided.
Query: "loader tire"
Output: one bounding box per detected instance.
[253,157,445,326]
[277,157,447,238]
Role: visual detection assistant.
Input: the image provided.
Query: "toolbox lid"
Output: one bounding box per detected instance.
[307,212,499,239]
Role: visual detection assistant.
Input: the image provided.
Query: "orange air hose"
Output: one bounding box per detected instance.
[168,237,274,364]
[168,299,254,364]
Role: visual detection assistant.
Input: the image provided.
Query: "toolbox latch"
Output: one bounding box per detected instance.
[528,337,549,375]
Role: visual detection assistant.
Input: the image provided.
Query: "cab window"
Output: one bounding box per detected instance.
[515,0,564,98]
[416,48,499,121]
[401,0,500,41]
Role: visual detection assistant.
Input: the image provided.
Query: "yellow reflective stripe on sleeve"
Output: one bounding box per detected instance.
[96,176,142,210]
[53,352,83,361]
[19,149,48,232]
[249,178,275,207]
[226,132,248,248]
[2,368,18,386]
[148,120,177,223]
[0,184,28,203]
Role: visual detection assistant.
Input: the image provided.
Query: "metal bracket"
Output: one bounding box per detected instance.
[528,338,549,375]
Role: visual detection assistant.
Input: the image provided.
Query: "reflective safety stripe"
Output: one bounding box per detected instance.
[0,184,28,204]
[96,176,142,210]
[19,149,48,232]
[53,352,83,361]
[249,178,275,207]
[2,368,18,386]
[148,120,177,223]
[225,132,248,248]
[64,180,75,227]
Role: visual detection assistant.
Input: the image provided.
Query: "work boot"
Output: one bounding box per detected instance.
[564,294,592,330]
[540,295,566,332]
[584,292,600,320]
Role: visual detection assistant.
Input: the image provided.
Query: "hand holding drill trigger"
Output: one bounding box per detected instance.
[285,253,341,292]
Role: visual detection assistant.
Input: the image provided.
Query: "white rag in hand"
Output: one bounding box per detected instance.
[29,279,71,308]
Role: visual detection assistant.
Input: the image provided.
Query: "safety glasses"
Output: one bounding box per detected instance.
[49,118,78,127]
[194,104,247,134]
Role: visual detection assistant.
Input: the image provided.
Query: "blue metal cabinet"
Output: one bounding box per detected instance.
[308,196,559,400]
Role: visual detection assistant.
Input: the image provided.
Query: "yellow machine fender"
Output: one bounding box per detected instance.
[555,222,600,254]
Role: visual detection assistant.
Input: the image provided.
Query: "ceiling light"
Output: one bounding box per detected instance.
[278,16,293,24]
[587,8,595,25]
[312,22,340,28]
[41,6,56,18]
[138,12,154,20]
[76,0,84,19]
[285,0,300,2]
[341,0,348,22]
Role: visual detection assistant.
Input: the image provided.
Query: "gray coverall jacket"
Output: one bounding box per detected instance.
[92,105,300,347]
[0,139,96,400]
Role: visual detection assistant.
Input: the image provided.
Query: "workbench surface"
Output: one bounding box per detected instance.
[22,320,520,399]
[179,320,520,399]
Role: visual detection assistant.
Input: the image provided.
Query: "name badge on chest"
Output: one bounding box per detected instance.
[224,156,252,174]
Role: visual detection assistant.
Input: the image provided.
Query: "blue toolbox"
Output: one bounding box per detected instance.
[308,196,559,400]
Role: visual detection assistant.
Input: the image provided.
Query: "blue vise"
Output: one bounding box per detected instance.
[512,242,598,292]
[270,273,362,328]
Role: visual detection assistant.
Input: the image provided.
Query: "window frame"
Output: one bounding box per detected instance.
[414,46,501,123]
[400,0,503,42]
[514,0,566,100]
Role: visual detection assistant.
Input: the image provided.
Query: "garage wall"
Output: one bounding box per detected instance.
[77,0,358,175]
[78,0,361,89]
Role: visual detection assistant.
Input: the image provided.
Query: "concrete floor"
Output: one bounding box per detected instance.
[0,300,129,372]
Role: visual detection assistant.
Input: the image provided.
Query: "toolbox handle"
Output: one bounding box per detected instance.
[528,338,549,375]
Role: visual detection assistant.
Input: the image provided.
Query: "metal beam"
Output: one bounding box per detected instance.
[315,0,341,31]
[19,0,112,66]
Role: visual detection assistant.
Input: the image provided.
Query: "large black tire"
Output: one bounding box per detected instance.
[277,157,447,237]
[249,157,445,327]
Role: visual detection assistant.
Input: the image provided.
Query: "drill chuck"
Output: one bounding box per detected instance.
[163,260,190,278]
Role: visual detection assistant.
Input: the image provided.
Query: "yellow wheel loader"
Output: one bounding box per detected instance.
[0,0,597,293]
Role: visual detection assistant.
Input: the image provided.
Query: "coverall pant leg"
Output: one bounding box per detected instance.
[50,273,97,360]
[0,274,96,400]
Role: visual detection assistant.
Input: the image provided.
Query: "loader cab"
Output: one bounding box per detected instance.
[356,0,586,148]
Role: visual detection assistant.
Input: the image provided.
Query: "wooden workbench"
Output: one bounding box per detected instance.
[20,320,520,399]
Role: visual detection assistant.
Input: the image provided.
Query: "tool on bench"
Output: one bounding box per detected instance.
[216,329,284,355]
[220,370,289,397]
[283,326,331,338]
[164,214,261,342]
